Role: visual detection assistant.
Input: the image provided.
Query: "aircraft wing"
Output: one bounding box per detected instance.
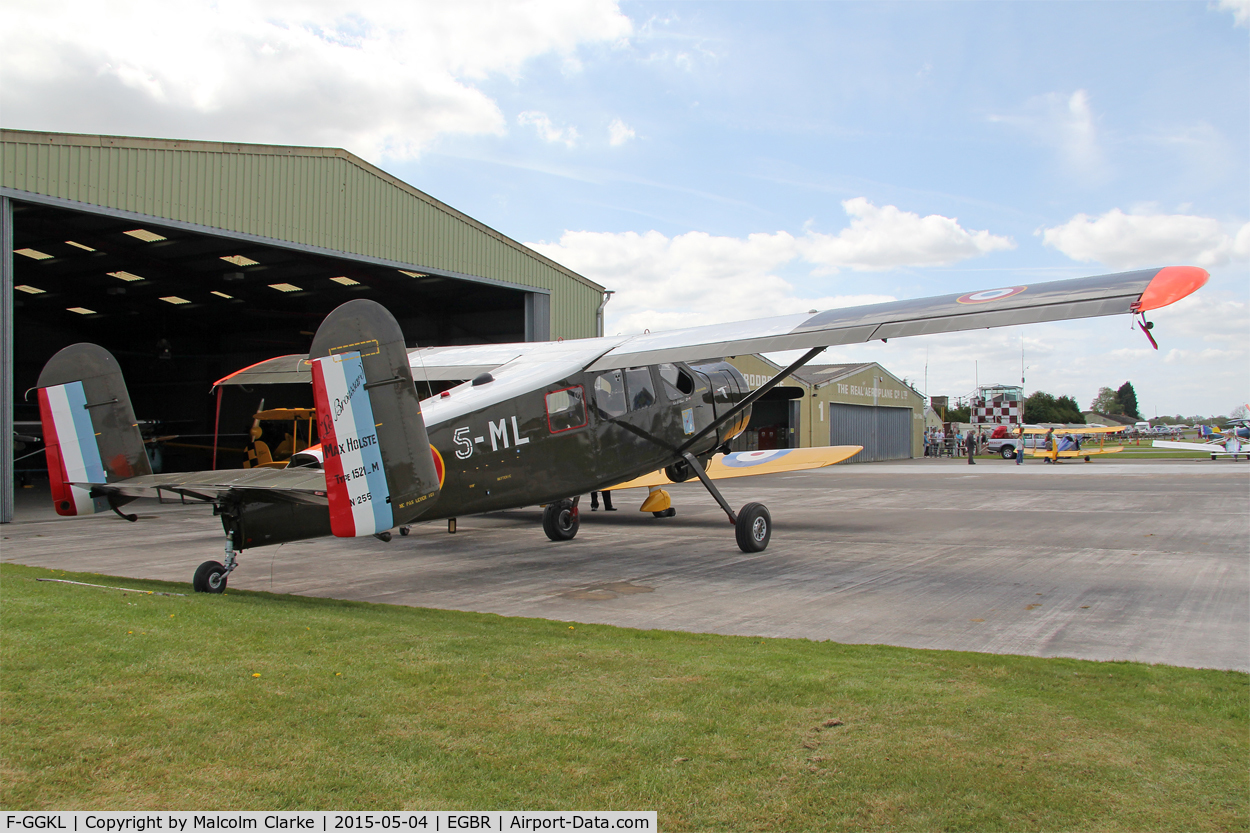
[587,266,1206,370]
[1021,425,1127,434]
[1027,447,1124,457]
[214,266,1206,388]
[607,446,863,490]
[1151,440,1225,453]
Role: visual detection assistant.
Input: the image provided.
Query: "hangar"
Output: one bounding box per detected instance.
[727,355,925,460]
[1,129,606,522]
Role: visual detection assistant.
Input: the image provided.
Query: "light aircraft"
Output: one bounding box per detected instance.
[1152,418,1250,460]
[33,265,1207,592]
[1024,425,1128,463]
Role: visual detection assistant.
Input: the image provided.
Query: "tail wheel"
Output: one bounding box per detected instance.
[735,502,771,553]
[542,500,580,541]
[193,560,228,594]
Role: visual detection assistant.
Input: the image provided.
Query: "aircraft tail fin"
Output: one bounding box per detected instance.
[309,299,441,537]
[36,344,153,516]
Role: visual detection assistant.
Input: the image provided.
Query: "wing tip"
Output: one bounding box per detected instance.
[1133,266,1209,312]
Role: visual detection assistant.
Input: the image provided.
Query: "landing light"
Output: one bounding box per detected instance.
[124,229,167,242]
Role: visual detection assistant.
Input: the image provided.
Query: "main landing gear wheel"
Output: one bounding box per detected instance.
[542,500,580,541]
[735,502,771,553]
[652,508,677,518]
[1000,447,1015,459]
[193,560,228,594]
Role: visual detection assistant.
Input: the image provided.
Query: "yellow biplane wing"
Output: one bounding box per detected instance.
[609,446,862,490]
[1020,425,1126,434]
[1027,446,1125,457]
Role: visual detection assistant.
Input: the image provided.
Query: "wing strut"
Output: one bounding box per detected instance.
[681,451,738,525]
[677,345,826,456]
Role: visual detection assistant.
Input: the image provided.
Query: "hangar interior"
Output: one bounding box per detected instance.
[11,200,535,473]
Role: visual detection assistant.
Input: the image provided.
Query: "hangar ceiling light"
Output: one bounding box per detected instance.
[15,284,46,294]
[221,255,259,266]
[124,228,167,242]
[67,306,96,315]
[330,276,359,285]
[65,240,96,251]
[15,247,52,260]
[268,283,302,293]
[398,270,428,278]
[210,290,233,299]
[160,296,191,305]
[107,270,145,282]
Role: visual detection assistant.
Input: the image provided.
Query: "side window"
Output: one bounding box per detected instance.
[625,367,656,411]
[545,386,588,433]
[594,372,627,419]
[658,363,695,400]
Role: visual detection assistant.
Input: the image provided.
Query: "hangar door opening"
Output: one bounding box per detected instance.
[828,403,911,462]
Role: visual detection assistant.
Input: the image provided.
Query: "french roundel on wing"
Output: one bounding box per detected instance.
[430,444,446,488]
[956,285,1028,305]
[722,449,793,468]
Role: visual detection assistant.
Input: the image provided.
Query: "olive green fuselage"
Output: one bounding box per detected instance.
[231,362,751,548]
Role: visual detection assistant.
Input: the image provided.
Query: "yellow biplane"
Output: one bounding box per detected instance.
[243,407,318,469]
[1022,424,1127,463]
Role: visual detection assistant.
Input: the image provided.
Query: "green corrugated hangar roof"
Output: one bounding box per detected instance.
[0,129,607,521]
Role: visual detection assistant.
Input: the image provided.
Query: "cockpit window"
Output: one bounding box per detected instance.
[545,386,588,433]
[625,367,656,410]
[594,371,627,419]
[659,363,695,399]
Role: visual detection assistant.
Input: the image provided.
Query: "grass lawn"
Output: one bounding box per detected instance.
[2,562,1246,830]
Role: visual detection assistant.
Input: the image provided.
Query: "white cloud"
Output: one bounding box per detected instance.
[608,118,636,146]
[989,89,1103,177]
[530,199,1015,332]
[518,111,580,147]
[1042,209,1250,269]
[0,0,632,160]
[1217,0,1250,26]
[529,228,892,333]
[799,198,1015,274]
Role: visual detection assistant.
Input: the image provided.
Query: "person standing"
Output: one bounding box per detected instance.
[1015,426,1025,465]
[965,429,977,465]
[590,490,616,511]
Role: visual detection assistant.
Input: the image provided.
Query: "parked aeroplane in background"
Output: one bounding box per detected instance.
[34,265,1208,591]
[1153,417,1250,460]
[1025,425,1128,463]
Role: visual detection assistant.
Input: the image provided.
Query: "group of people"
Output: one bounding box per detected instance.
[923,428,992,458]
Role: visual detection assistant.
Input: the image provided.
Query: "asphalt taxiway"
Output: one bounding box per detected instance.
[4,458,1247,671]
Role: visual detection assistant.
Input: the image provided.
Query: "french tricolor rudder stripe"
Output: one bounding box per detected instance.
[37,381,107,516]
[310,351,393,537]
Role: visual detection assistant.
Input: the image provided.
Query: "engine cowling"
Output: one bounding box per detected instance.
[690,361,752,446]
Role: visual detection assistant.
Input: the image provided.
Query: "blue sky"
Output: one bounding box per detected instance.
[4,0,1247,416]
